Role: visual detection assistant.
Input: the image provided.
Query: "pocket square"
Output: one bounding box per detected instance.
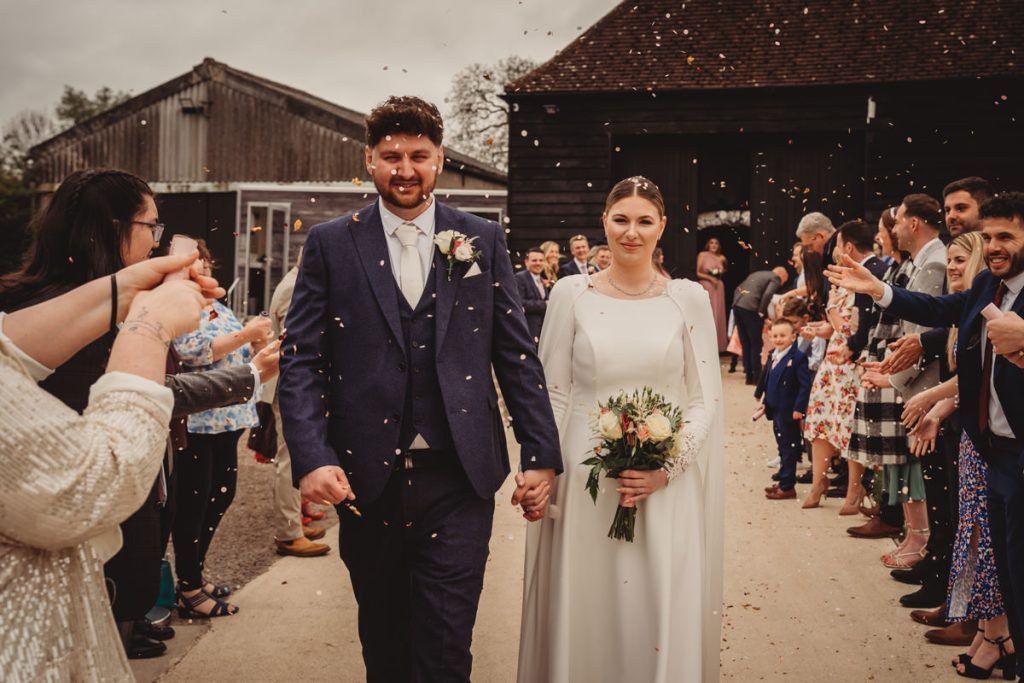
[463,262,483,278]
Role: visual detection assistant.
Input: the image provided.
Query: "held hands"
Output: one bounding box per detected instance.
[860,367,891,389]
[299,465,355,506]
[511,469,555,522]
[826,254,885,299]
[117,251,225,320]
[616,469,668,508]
[880,334,923,375]
[125,279,210,342]
[908,414,940,457]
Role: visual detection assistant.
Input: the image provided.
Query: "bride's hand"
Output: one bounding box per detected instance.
[616,469,668,508]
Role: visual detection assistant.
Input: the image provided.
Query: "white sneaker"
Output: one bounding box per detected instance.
[764,456,781,468]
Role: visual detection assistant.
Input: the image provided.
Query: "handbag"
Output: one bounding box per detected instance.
[726,327,743,357]
[247,401,278,462]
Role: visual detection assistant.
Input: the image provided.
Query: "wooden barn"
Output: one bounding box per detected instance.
[28,58,507,315]
[504,0,1024,299]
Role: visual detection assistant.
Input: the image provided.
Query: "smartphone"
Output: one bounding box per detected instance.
[165,234,198,281]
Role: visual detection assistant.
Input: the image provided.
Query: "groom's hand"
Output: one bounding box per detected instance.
[300,465,356,506]
[512,469,555,522]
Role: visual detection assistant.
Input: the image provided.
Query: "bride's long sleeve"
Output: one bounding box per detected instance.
[665,296,713,482]
[537,278,579,436]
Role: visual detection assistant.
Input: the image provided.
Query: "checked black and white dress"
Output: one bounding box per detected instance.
[844,259,914,467]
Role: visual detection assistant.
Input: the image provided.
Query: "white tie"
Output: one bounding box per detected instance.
[396,222,423,307]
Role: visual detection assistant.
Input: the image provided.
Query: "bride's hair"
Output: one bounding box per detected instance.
[605,176,665,217]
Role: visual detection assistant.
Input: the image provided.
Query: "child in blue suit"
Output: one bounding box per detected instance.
[755,319,813,498]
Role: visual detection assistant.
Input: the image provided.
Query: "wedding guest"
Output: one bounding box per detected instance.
[0,252,216,682]
[758,318,812,500]
[795,212,837,303]
[732,266,788,385]
[558,234,593,277]
[855,197,947,575]
[829,192,1024,679]
[782,298,826,373]
[515,247,550,346]
[264,250,331,558]
[172,241,277,618]
[832,220,889,514]
[540,240,561,284]
[590,244,612,271]
[800,239,860,510]
[696,237,729,352]
[652,246,671,278]
[846,207,913,541]
[899,232,991,648]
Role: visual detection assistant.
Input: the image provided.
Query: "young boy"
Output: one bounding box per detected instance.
[755,318,813,499]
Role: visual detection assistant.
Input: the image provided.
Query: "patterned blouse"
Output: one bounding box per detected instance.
[173,300,260,434]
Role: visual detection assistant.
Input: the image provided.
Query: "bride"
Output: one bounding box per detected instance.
[517,176,725,682]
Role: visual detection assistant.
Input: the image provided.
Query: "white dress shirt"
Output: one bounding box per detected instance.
[983,270,1024,438]
[379,196,436,290]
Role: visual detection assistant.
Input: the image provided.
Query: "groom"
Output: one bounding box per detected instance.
[277,96,561,682]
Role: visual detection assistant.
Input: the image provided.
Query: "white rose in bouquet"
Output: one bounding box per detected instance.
[598,410,622,439]
[644,413,673,442]
[454,242,475,262]
[434,230,456,253]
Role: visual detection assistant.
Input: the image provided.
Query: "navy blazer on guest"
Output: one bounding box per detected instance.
[754,342,812,420]
[514,269,548,344]
[558,260,592,279]
[886,270,1024,450]
[278,201,562,502]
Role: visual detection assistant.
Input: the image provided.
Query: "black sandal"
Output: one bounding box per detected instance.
[957,635,1016,680]
[176,587,239,618]
[202,576,232,599]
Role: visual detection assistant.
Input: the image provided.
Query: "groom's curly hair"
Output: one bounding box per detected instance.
[365,96,444,148]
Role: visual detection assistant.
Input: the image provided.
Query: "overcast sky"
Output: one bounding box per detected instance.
[0,0,620,128]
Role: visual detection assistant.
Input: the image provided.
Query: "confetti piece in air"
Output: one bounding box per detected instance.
[293,219,303,231]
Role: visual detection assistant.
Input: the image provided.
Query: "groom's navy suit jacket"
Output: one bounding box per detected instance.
[886,270,1024,452]
[278,201,562,503]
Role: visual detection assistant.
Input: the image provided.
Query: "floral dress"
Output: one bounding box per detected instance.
[947,432,1005,620]
[173,300,259,434]
[802,286,859,452]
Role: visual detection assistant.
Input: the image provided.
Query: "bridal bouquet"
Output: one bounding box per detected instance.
[584,387,684,542]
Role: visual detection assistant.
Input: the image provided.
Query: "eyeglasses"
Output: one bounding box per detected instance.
[132,220,165,243]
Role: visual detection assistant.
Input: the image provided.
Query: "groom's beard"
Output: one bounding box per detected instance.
[376,177,436,211]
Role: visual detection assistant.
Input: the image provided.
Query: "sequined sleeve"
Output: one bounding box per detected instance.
[0,353,172,551]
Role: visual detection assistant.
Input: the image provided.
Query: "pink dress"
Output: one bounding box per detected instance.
[698,252,728,352]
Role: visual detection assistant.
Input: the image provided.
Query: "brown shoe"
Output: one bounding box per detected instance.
[846,517,901,539]
[925,620,979,646]
[911,605,948,627]
[303,526,327,540]
[276,536,331,557]
[766,488,796,500]
[765,483,781,493]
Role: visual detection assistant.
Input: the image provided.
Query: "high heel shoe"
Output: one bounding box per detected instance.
[801,481,828,509]
[957,635,1016,679]
[838,490,866,516]
[882,526,929,569]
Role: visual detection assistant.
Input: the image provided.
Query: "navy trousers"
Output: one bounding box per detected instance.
[338,455,494,683]
[733,307,764,382]
[773,413,803,490]
[985,446,1024,676]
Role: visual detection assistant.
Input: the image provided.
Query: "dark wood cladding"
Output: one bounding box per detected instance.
[506,78,1024,277]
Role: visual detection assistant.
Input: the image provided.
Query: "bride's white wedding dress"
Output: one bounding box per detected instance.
[518,275,725,683]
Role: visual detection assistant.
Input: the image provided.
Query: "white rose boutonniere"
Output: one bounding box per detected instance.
[434,229,480,280]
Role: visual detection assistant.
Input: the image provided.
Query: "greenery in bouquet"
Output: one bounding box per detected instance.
[584,387,684,542]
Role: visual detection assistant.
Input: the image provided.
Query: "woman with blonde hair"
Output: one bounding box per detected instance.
[540,240,561,284]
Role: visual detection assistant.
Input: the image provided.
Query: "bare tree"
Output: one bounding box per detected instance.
[56,85,132,128]
[444,56,537,172]
[1,109,57,175]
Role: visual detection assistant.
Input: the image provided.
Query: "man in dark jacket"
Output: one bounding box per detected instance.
[515,247,550,347]
[732,266,789,384]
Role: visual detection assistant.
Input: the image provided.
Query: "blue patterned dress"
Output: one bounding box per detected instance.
[173,300,260,434]
[947,431,1005,621]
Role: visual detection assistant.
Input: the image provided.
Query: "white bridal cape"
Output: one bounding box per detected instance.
[518,276,725,683]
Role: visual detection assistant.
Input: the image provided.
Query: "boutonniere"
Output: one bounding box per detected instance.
[434,229,480,281]
[786,359,793,368]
